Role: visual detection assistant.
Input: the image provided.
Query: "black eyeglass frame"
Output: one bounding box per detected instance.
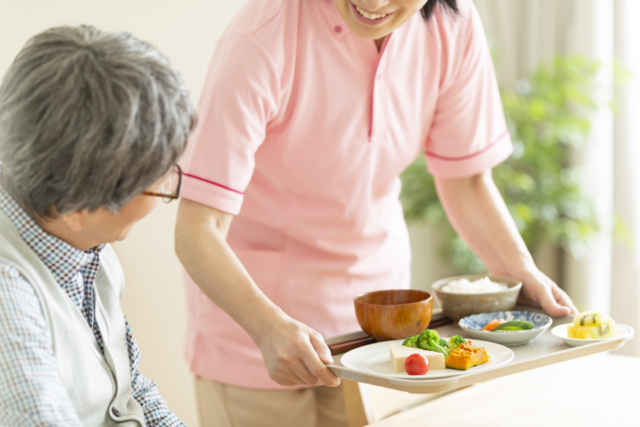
[142,164,182,203]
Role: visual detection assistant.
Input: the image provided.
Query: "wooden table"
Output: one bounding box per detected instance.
[326,309,635,425]
[368,353,638,426]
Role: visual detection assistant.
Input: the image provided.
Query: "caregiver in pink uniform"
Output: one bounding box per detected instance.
[175,0,578,425]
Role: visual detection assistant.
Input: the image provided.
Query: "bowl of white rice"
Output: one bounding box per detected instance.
[430,274,522,321]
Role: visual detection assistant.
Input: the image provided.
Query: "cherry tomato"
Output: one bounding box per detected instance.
[404,353,429,375]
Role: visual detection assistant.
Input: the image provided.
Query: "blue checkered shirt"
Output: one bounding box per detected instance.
[0,184,185,427]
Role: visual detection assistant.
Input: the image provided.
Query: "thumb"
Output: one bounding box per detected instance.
[309,330,333,365]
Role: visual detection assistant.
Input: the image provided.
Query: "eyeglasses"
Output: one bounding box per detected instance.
[143,164,182,203]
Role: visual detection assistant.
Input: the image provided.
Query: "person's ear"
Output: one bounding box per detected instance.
[60,210,85,233]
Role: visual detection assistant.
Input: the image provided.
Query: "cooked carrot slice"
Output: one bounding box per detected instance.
[482,318,505,331]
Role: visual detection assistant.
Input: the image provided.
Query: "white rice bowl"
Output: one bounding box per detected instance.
[441,277,509,294]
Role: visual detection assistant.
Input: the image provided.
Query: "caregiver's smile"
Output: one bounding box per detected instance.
[334,0,429,41]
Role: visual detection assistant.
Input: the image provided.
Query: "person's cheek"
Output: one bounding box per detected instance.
[112,197,158,242]
[128,199,157,229]
[142,197,161,219]
[131,194,161,220]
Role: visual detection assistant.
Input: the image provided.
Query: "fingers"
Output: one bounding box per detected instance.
[306,332,340,387]
[268,344,322,386]
[300,350,340,387]
[284,362,321,386]
[538,290,571,317]
[552,285,578,315]
[517,270,577,317]
[280,329,339,388]
[263,322,340,387]
[273,345,338,387]
[309,330,334,365]
[277,376,307,387]
[290,357,324,386]
[270,354,319,386]
[535,278,572,317]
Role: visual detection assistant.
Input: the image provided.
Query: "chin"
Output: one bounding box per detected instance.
[115,229,133,242]
[350,27,386,40]
[348,17,400,41]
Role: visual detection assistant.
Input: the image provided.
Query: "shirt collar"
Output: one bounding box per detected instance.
[0,178,102,286]
[318,0,352,40]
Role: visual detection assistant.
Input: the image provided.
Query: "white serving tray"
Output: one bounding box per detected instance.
[326,307,633,394]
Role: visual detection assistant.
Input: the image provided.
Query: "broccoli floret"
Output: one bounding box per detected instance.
[445,335,466,353]
[439,338,448,348]
[402,335,420,348]
[416,329,449,356]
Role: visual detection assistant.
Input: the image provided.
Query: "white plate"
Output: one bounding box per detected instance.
[341,338,515,379]
[551,323,635,347]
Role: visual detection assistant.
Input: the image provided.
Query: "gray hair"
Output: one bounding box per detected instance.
[0,25,197,217]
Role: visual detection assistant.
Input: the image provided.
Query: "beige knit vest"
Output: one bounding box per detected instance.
[0,211,146,426]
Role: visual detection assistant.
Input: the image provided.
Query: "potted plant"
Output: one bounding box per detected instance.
[400,56,610,274]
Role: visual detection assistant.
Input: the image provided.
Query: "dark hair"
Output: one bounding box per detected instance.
[421,0,458,21]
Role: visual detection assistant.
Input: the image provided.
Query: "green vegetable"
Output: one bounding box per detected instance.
[416,329,449,356]
[493,320,534,331]
[402,335,420,348]
[445,335,466,353]
[402,331,467,355]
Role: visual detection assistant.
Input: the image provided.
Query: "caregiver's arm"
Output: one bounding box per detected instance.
[174,199,339,387]
[435,170,577,317]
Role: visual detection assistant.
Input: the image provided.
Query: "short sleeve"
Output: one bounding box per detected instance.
[425,0,512,178]
[181,30,280,215]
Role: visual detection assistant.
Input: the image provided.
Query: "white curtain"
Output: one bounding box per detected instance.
[610,0,640,358]
[472,0,640,356]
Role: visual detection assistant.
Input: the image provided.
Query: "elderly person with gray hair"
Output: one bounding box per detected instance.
[0,25,196,426]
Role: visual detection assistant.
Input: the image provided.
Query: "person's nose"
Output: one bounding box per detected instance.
[360,0,391,12]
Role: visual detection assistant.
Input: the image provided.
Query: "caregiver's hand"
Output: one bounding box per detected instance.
[255,314,340,387]
[175,199,339,387]
[435,170,577,317]
[510,265,577,317]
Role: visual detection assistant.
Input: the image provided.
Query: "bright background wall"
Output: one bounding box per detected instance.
[0,1,249,425]
[1,1,638,426]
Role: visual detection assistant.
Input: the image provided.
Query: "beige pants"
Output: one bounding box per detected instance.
[194,376,349,427]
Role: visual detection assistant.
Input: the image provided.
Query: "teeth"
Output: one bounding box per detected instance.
[356,6,387,20]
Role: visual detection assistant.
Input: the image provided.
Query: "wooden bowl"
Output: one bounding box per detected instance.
[354,290,433,342]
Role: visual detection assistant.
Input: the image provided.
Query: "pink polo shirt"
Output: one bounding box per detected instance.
[181,0,512,389]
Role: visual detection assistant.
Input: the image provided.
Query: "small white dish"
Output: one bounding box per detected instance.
[459,311,553,347]
[340,338,514,379]
[551,323,635,347]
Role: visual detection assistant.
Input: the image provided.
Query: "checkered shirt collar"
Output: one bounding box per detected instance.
[0,182,103,285]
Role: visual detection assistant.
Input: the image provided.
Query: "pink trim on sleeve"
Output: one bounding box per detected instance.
[183,173,245,195]
[426,131,513,179]
[425,130,509,161]
[181,174,244,215]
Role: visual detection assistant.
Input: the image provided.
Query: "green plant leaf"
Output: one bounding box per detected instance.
[400,55,617,273]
